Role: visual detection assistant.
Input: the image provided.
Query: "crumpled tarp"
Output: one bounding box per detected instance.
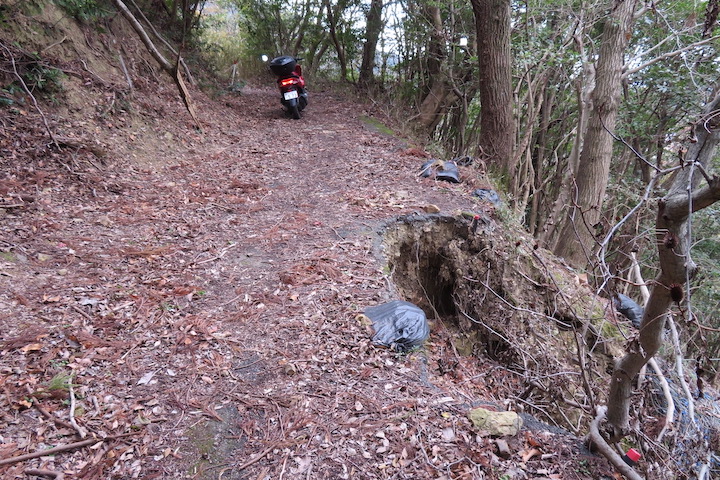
[419,160,460,183]
[613,293,644,329]
[472,188,501,205]
[364,300,430,352]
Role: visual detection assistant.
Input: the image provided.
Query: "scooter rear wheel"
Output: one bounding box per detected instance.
[290,104,301,120]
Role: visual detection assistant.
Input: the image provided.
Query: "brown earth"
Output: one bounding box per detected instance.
[0,4,620,479]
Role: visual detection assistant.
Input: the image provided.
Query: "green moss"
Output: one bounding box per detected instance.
[600,320,622,339]
[21,0,45,16]
[0,251,16,261]
[360,115,396,136]
[186,423,215,474]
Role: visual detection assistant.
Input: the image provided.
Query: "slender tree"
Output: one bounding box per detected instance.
[417,5,447,129]
[552,0,639,267]
[358,0,383,89]
[470,0,514,178]
[324,0,349,80]
[594,91,720,474]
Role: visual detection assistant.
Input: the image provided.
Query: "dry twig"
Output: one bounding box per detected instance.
[68,383,87,438]
[0,41,58,148]
[236,442,279,471]
[0,438,98,466]
[24,469,65,479]
[33,400,75,431]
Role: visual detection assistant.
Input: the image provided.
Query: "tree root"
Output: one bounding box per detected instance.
[588,406,644,480]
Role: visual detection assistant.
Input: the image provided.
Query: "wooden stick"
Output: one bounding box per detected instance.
[33,400,75,431]
[68,383,87,438]
[0,432,140,466]
[236,442,278,471]
[0,438,99,466]
[24,469,65,479]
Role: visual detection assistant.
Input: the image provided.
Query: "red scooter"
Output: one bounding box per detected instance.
[268,55,308,119]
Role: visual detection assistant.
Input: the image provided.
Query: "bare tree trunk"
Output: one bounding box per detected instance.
[605,92,720,436]
[552,0,638,267]
[417,5,449,129]
[112,0,199,127]
[127,0,195,84]
[528,74,556,235]
[324,0,347,80]
[358,0,383,89]
[470,0,514,179]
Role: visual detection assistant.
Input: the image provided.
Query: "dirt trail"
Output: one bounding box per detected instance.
[1,86,609,479]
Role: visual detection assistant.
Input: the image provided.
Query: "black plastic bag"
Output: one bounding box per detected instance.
[364,300,430,352]
[472,188,501,205]
[613,293,643,329]
[419,160,460,183]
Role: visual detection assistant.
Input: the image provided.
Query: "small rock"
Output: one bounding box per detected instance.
[441,427,456,442]
[495,439,512,459]
[468,407,523,437]
[423,204,441,213]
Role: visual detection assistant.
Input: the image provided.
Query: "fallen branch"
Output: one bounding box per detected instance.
[68,383,87,438]
[111,0,200,128]
[0,438,98,466]
[126,0,195,85]
[33,400,76,431]
[0,432,140,466]
[236,442,279,471]
[648,357,675,442]
[588,406,644,480]
[55,135,107,159]
[667,315,696,425]
[194,242,238,265]
[24,469,64,479]
[41,36,67,54]
[117,50,133,89]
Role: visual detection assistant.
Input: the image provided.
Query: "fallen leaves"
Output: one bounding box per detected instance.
[0,58,619,480]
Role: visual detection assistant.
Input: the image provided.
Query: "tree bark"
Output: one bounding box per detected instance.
[470,0,514,178]
[553,0,638,267]
[605,92,720,435]
[358,0,383,89]
[417,5,449,129]
[324,0,348,81]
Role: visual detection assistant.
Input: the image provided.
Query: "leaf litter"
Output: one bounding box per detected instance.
[0,79,616,479]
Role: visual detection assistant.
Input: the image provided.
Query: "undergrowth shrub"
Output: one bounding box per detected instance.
[54,0,111,23]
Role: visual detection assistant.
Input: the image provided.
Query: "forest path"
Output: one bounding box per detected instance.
[2,86,515,479]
